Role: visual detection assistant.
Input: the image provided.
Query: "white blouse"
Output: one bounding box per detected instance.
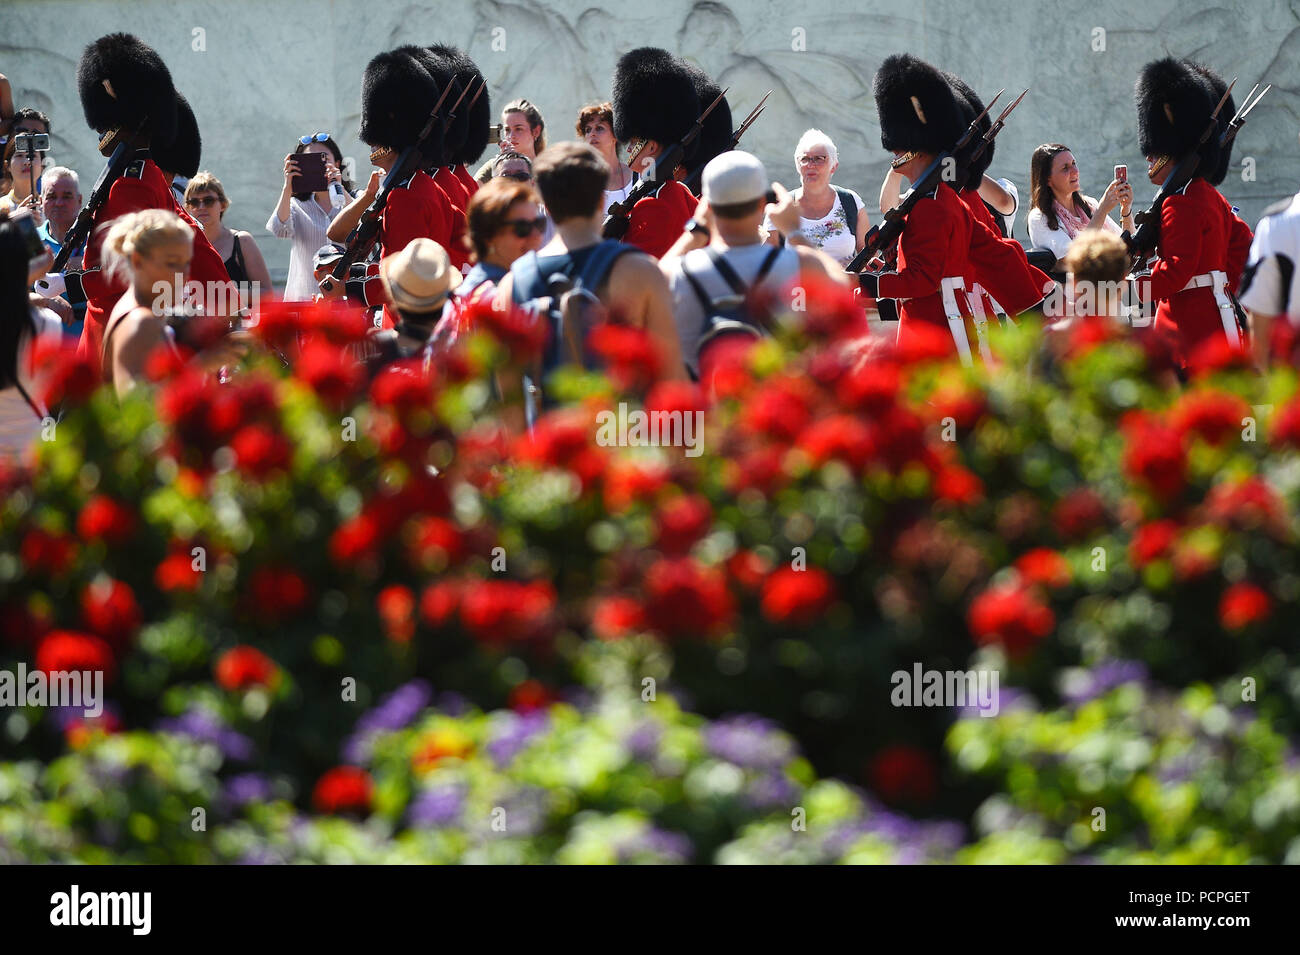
[1026,196,1122,261]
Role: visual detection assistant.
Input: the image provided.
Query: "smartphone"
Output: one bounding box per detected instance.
[13,132,50,153]
[1115,164,1127,183]
[488,124,502,145]
[292,151,328,193]
[11,208,46,262]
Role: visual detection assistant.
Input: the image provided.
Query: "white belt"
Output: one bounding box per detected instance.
[1180,270,1240,348]
[963,284,995,364]
[940,276,975,366]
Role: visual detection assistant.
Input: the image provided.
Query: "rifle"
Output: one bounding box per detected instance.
[844,90,1004,275]
[682,90,772,195]
[601,86,729,240]
[1123,78,1236,271]
[1219,82,1269,151]
[51,124,144,273]
[320,75,471,294]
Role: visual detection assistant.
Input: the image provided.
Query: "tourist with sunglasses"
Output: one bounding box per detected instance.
[185,170,273,301]
[267,132,352,300]
[763,129,868,268]
[429,178,547,357]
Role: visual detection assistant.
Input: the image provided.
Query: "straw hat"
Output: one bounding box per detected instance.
[379,238,461,313]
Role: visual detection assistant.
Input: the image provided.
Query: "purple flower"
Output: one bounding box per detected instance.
[409,785,466,829]
[704,715,794,770]
[744,772,800,811]
[237,847,287,865]
[623,722,662,761]
[342,679,434,763]
[486,710,549,768]
[1061,659,1148,706]
[156,708,254,761]
[617,826,692,863]
[223,773,272,809]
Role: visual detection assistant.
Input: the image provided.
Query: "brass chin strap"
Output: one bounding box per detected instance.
[369,145,395,163]
[890,150,918,170]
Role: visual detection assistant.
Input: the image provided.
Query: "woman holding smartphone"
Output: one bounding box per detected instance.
[1026,143,1133,262]
[267,132,351,300]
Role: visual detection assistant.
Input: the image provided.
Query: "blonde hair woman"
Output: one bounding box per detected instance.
[100,209,195,395]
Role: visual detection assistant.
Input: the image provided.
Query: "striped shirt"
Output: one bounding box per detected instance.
[266,196,342,301]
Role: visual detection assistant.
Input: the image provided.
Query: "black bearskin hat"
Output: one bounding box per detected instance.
[873,53,964,156]
[429,44,490,166]
[1185,60,1234,186]
[944,71,991,192]
[152,92,201,177]
[1135,57,1216,163]
[612,47,700,148]
[360,49,441,149]
[680,64,733,187]
[393,45,455,166]
[77,33,178,143]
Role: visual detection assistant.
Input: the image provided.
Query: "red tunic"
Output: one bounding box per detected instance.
[876,183,1016,359]
[625,179,698,259]
[77,156,230,376]
[1149,177,1249,361]
[433,166,472,269]
[454,164,479,201]
[959,187,1052,316]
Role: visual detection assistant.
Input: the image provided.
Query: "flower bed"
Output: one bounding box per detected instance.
[4,288,1300,862]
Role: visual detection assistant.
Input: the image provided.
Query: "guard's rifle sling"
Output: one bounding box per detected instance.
[601,86,729,240]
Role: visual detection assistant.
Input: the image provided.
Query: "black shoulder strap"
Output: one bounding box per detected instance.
[833,186,858,237]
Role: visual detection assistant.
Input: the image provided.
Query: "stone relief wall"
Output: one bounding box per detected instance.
[4,0,1297,284]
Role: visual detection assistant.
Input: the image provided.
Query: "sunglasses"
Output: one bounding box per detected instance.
[186,195,221,208]
[503,216,547,237]
[299,132,331,145]
[498,171,531,183]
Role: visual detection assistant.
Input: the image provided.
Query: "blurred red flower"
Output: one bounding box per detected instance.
[1219,582,1272,630]
[459,579,556,644]
[465,297,546,363]
[312,766,373,815]
[1270,395,1300,448]
[760,566,835,626]
[743,376,813,442]
[1171,390,1250,446]
[377,584,416,643]
[155,544,205,593]
[76,496,136,545]
[590,594,646,640]
[80,578,141,650]
[31,337,97,408]
[868,744,938,805]
[1202,476,1286,534]
[34,630,116,683]
[230,423,292,480]
[643,557,734,639]
[1052,488,1107,541]
[247,565,311,622]
[836,358,900,415]
[1014,548,1071,589]
[508,679,557,713]
[295,339,366,409]
[215,645,281,691]
[1129,520,1180,568]
[0,598,52,648]
[20,527,76,576]
[725,549,771,591]
[419,579,462,628]
[370,359,436,413]
[330,512,382,566]
[603,458,670,513]
[967,580,1055,658]
[1122,416,1186,502]
[588,323,661,391]
[933,464,984,506]
[798,415,876,474]
[654,494,713,555]
[406,516,463,571]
